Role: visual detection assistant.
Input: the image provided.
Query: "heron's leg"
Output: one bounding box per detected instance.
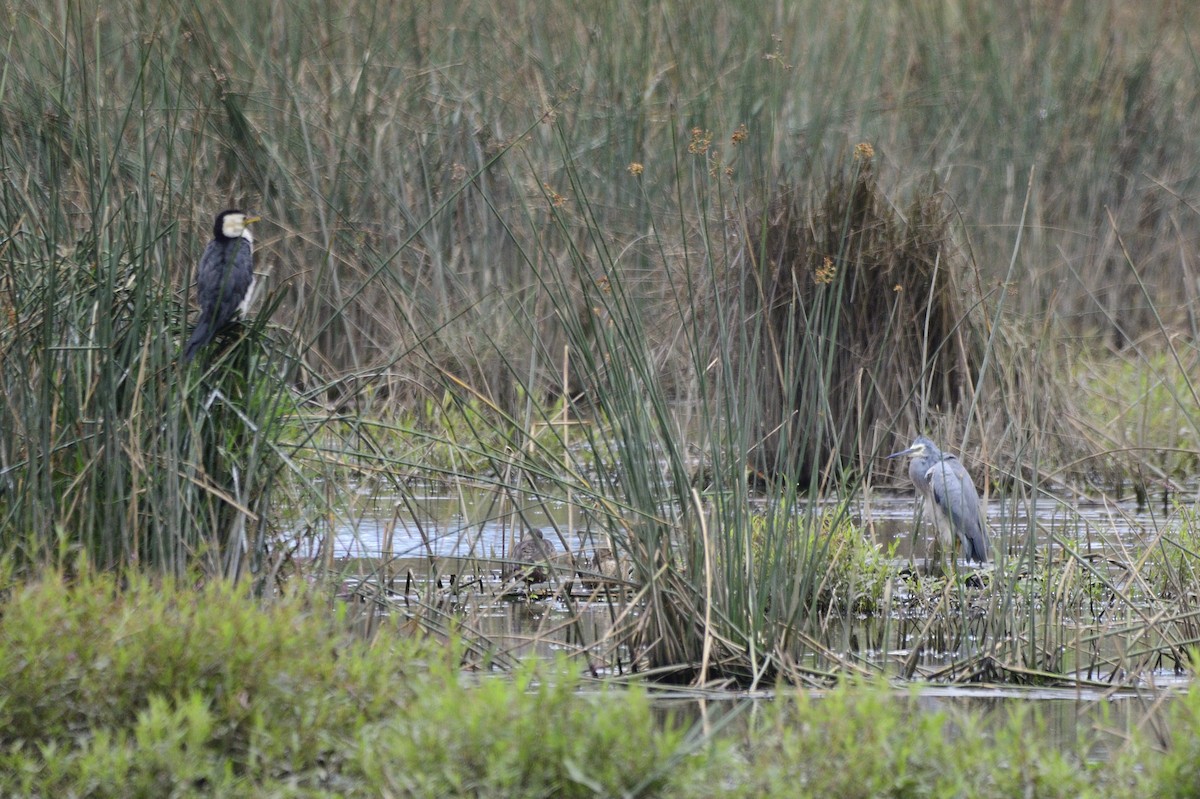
[925,534,948,578]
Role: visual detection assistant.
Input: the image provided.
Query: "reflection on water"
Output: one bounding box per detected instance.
[326,488,600,561]
[466,595,630,674]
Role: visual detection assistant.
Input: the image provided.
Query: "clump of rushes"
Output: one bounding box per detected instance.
[1143,506,1200,601]
[742,149,980,487]
[748,508,897,614]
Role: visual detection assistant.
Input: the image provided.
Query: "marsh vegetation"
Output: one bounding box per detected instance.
[2,0,1200,792]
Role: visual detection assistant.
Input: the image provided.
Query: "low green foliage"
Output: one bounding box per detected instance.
[5,569,1196,797]
[1155,674,1200,799]
[0,571,689,797]
[351,668,682,797]
[0,570,415,788]
[677,680,1150,799]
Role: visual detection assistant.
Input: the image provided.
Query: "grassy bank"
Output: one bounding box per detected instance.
[1,571,1195,798]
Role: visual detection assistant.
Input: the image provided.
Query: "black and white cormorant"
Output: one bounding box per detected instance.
[183,209,259,362]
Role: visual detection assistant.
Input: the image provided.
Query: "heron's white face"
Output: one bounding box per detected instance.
[220,212,260,240]
[887,441,927,460]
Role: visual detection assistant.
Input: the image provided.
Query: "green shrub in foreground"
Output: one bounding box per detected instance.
[1154,675,1200,799]
[349,669,683,797]
[0,572,687,797]
[0,570,1190,797]
[676,680,1152,799]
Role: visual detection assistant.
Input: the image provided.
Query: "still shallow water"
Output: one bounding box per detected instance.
[322,483,1171,565]
[312,483,1193,749]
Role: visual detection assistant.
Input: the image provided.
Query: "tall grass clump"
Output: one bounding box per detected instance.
[0,179,297,576]
[742,147,978,486]
[0,7,309,576]
[465,134,939,684]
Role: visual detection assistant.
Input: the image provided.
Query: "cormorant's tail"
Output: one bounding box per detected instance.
[182,321,213,362]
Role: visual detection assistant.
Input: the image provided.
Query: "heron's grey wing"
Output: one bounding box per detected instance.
[925,456,989,561]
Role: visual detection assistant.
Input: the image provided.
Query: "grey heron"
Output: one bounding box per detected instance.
[888,436,989,565]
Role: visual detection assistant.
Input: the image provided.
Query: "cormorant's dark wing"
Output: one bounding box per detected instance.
[205,237,254,330]
[183,237,254,362]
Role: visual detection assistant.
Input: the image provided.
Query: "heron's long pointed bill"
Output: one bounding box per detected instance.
[244,215,262,224]
[887,445,918,459]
